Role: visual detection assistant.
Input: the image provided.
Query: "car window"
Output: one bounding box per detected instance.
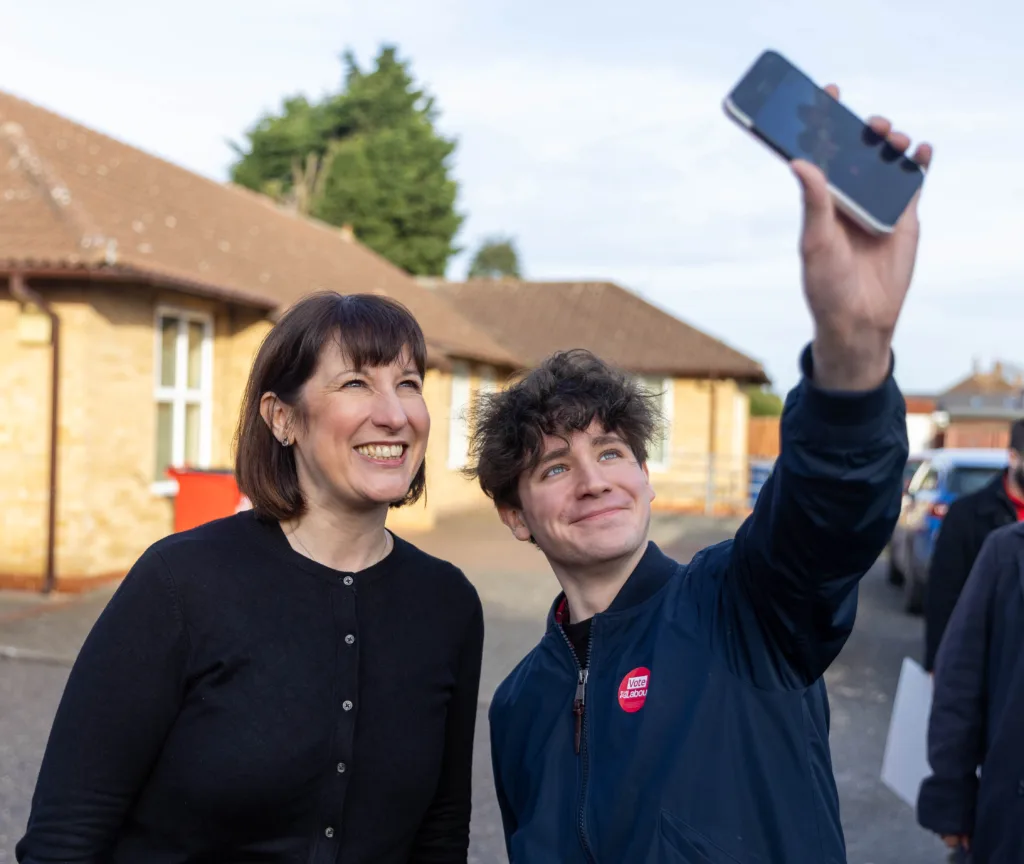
[919,469,940,491]
[948,466,1003,496]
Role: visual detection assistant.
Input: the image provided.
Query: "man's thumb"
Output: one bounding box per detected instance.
[791,159,833,229]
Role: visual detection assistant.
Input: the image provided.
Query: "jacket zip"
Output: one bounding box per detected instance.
[558,622,596,863]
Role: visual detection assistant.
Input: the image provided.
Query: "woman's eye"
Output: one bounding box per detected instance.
[400,379,422,391]
[343,380,366,388]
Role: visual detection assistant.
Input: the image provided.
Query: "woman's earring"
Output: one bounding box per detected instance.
[281,437,290,447]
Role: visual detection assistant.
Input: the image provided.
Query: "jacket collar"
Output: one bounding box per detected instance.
[977,469,1016,516]
[547,540,678,629]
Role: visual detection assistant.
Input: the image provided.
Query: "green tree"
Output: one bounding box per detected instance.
[745,385,784,417]
[229,45,463,275]
[467,236,522,279]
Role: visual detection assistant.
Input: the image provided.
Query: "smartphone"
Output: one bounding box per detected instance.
[723,49,925,235]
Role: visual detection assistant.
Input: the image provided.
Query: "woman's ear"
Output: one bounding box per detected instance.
[259,392,294,446]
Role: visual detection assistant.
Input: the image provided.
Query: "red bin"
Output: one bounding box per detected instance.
[166,468,248,533]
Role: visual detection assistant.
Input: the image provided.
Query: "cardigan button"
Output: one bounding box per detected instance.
[325,827,334,838]
[343,700,353,711]
[345,634,355,645]
[343,576,354,586]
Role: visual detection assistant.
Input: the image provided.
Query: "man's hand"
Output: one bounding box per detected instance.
[792,83,933,392]
[942,834,970,852]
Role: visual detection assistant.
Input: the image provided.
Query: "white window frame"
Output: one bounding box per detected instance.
[640,375,673,472]
[151,306,214,495]
[447,361,472,470]
[477,364,497,397]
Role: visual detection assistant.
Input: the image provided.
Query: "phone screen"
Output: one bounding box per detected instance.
[736,54,924,230]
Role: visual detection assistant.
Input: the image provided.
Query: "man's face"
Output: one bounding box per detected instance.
[1009,447,1024,489]
[499,421,655,570]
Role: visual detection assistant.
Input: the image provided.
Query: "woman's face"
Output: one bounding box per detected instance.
[285,341,429,513]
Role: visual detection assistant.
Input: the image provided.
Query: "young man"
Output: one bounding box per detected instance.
[467,92,932,864]
[922,419,1024,672]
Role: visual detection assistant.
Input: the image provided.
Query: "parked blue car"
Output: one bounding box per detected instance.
[887,447,1008,614]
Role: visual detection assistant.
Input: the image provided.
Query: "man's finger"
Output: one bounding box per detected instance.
[867,115,893,138]
[912,142,934,172]
[791,159,834,236]
[886,131,912,154]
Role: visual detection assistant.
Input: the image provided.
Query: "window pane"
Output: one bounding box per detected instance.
[159,318,178,387]
[187,321,204,389]
[155,402,174,480]
[185,403,201,466]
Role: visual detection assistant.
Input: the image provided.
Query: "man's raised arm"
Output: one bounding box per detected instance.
[718,86,931,686]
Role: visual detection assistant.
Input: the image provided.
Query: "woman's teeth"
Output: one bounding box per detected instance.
[356,444,404,459]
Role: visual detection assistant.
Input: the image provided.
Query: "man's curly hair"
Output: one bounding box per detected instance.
[465,349,663,508]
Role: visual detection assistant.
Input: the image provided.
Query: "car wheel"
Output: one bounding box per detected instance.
[903,563,925,615]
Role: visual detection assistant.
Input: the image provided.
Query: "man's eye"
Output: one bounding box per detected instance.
[543,465,566,478]
[599,449,622,460]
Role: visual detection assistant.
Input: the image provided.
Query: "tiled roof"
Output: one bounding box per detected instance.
[942,362,1024,397]
[432,279,768,383]
[0,90,517,369]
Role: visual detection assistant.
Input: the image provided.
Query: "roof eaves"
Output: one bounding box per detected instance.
[0,258,279,311]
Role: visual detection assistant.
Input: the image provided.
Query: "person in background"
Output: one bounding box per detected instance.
[465,89,929,863]
[922,419,1024,672]
[17,292,484,864]
[917,520,1024,862]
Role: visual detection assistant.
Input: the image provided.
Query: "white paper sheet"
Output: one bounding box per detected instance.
[880,656,934,809]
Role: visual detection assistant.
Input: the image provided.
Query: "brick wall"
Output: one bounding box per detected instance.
[0,297,50,582]
[649,378,752,514]
[4,286,755,584]
[2,285,504,584]
[387,365,497,534]
[944,420,1013,449]
[1,285,276,589]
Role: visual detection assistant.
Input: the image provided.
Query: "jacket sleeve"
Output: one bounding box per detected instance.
[16,548,188,863]
[410,589,485,863]
[916,532,999,839]
[720,345,907,687]
[923,501,975,672]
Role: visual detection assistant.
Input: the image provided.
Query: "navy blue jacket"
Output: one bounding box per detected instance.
[917,521,1024,863]
[489,348,908,864]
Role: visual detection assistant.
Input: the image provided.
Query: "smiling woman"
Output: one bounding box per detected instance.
[235,291,430,522]
[16,292,485,864]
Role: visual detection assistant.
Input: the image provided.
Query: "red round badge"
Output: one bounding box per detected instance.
[618,667,650,713]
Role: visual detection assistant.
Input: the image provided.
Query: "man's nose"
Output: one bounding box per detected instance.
[574,460,612,497]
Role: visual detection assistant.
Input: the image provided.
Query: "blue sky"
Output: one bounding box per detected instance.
[3,0,1021,394]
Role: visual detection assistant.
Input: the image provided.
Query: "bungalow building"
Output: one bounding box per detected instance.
[0,90,518,591]
[429,279,769,514]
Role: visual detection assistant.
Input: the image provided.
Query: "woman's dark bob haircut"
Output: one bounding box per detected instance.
[235,291,428,520]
